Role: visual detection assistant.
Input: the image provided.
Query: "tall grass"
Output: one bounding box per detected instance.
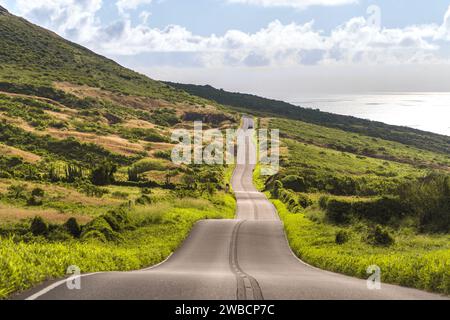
[273,199,450,295]
[0,193,235,299]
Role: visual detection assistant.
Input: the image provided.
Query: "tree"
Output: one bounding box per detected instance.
[91,162,117,186]
[65,163,83,183]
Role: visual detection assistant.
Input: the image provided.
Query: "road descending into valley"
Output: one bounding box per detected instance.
[20,117,446,300]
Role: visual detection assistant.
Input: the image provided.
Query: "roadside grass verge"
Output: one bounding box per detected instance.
[0,193,235,299]
[273,199,450,295]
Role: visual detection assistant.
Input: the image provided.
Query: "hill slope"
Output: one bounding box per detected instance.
[0,7,197,102]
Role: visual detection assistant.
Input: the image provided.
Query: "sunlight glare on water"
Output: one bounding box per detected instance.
[290,92,450,136]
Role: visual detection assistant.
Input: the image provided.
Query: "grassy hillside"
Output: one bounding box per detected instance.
[0,6,239,298]
[254,116,450,294]
[0,7,197,102]
[167,82,450,155]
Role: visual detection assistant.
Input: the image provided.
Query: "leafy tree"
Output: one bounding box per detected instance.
[30,216,48,236]
[91,162,117,186]
[398,173,450,232]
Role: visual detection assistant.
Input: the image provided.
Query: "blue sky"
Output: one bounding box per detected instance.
[1,0,450,96]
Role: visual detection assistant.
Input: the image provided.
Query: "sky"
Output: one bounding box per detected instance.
[1,0,450,98]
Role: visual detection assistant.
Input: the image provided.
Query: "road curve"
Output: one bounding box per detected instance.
[18,117,447,300]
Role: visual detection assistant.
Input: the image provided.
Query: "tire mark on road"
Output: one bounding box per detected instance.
[229,220,264,300]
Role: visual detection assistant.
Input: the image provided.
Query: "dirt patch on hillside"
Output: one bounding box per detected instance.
[0,143,41,163]
[0,204,92,224]
[54,82,168,112]
[46,128,147,156]
[123,119,156,129]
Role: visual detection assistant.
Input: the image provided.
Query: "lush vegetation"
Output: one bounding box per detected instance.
[272,199,449,294]
[1,4,449,298]
[255,116,450,294]
[0,9,210,104]
[0,7,241,299]
[0,194,235,298]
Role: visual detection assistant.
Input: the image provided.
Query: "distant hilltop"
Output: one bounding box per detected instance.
[0,5,9,14]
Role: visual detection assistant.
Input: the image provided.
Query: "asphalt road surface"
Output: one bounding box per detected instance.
[18,117,447,300]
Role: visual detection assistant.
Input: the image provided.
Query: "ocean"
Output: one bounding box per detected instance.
[289,93,450,137]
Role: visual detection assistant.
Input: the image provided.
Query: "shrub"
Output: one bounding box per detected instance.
[154,150,171,160]
[398,173,450,233]
[298,193,312,209]
[31,188,45,197]
[281,175,307,192]
[325,199,352,224]
[79,183,109,198]
[112,191,129,199]
[64,217,81,238]
[366,225,395,246]
[351,196,404,225]
[91,162,117,186]
[7,184,27,199]
[135,194,152,206]
[335,230,350,244]
[30,216,48,236]
[81,216,121,242]
[26,195,43,206]
[278,188,301,213]
[272,180,283,198]
[128,159,166,182]
[103,209,131,232]
[318,195,329,210]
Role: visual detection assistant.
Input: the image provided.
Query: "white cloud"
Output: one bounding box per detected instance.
[116,0,152,14]
[10,0,450,68]
[14,0,102,42]
[437,5,450,40]
[226,0,357,9]
[139,10,151,24]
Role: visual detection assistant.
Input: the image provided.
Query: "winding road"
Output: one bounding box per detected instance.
[19,117,446,300]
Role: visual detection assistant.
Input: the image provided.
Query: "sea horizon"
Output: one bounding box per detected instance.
[288,92,450,137]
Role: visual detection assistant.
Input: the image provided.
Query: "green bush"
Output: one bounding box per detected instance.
[64,217,81,238]
[325,199,352,224]
[7,184,27,199]
[281,175,307,192]
[31,188,45,198]
[366,225,395,246]
[135,194,152,206]
[103,209,131,232]
[30,216,48,236]
[128,159,166,182]
[398,173,450,233]
[298,193,312,209]
[318,195,329,210]
[26,195,43,206]
[335,230,350,244]
[91,162,117,186]
[112,191,129,199]
[272,180,283,198]
[80,217,121,242]
[154,150,172,160]
[351,196,404,225]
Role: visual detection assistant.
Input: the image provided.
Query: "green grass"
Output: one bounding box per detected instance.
[0,11,210,105]
[270,118,450,169]
[0,193,236,299]
[273,199,450,295]
[275,138,428,196]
